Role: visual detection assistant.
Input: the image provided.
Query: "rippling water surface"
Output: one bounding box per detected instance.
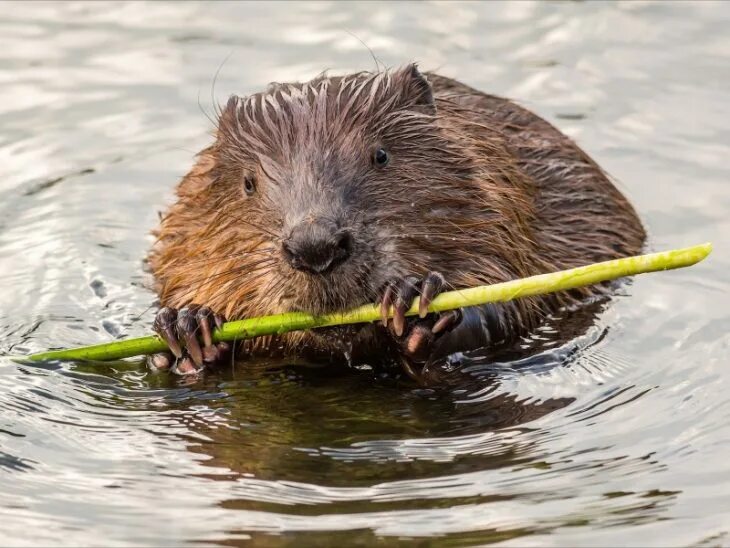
[1,1,729,545]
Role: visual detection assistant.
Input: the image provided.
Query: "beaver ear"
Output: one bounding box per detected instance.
[393,63,435,112]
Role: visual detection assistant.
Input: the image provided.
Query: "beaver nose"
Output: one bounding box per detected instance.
[282,221,353,274]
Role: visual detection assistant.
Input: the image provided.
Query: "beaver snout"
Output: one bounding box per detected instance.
[282,219,353,275]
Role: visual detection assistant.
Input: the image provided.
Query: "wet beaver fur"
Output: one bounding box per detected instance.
[147,64,645,382]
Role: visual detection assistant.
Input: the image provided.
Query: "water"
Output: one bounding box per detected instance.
[1,1,728,545]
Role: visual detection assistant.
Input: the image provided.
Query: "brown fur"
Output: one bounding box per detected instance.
[148,64,645,361]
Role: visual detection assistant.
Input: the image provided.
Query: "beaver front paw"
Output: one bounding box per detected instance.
[148,305,230,375]
[379,271,462,382]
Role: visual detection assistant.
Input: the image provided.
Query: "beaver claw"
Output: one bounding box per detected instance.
[149,305,230,375]
[379,271,462,379]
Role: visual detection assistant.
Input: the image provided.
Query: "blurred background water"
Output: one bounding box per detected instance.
[0,1,728,545]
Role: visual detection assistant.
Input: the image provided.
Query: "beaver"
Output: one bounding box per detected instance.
[147,64,645,382]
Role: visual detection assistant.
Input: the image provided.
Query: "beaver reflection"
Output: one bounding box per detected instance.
[147,300,613,483]
[149,364,570,485]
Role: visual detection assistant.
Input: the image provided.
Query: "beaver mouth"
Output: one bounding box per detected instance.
[282,285,373,316]
[277,263,377,316]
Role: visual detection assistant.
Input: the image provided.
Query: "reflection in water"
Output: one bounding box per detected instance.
[0,1,729,545]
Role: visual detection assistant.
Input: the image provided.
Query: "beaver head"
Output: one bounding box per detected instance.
[153,64,536,326]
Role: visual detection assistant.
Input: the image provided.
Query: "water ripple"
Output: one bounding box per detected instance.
[0,1,729,546]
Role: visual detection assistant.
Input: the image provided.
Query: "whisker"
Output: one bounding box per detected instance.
[163,248,275,269]
[218,209,282,241]
[211,51,234,120]
[172,257,277,292]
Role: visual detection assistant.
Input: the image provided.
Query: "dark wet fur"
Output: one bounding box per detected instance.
[148,64,645,367]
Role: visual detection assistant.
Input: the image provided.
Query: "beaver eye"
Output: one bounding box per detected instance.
[243,175,256,196]
[373,147,389,168]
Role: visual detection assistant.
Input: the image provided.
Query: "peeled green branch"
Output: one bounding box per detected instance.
[25,243,712,363]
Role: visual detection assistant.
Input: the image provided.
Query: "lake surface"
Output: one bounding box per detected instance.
[1,1,728,545]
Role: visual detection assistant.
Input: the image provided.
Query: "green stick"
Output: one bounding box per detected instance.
[25,243,712,363]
